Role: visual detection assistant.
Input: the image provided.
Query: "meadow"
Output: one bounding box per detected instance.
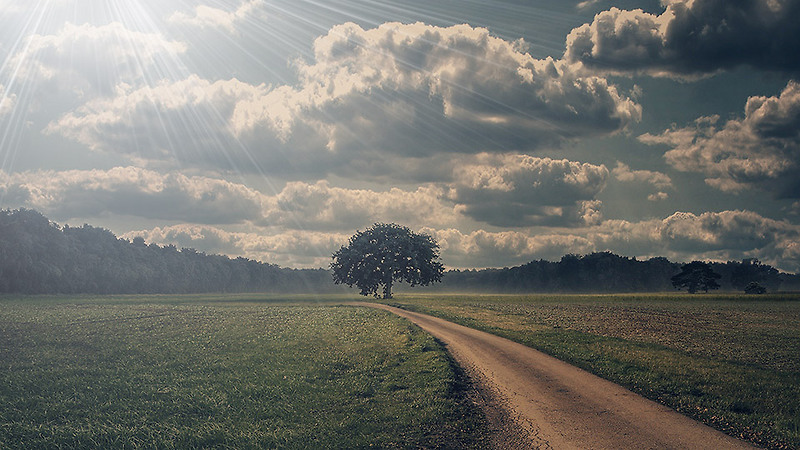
[2,293,798,449]
[384,293,800,449]
[0,294,488,449]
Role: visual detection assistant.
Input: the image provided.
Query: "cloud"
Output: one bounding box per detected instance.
[0,166,459,231]
[118,208,800,272]
[45,76,269,164]
[261,181,455,230]
[48,22,640,178]
[126,222,595,270]
[123,224,348,269]
[1,156,615,232]
[169,0,267,33]
[612,161,672,201]
[240,22,641,153]
[652,210,800,268]
[612,161,672,189]
[0,167,267,224]
[565,0,800,77]
[447,154,608,226]
[0,85,15,118]
[576,0,603,12]
[588,210,800,271]
[10,22,186,95]
[430,209,800,272]
[641,80,800,198]
[424,227,595,268]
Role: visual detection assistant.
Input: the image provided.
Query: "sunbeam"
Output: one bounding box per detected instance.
[0,0,797,273]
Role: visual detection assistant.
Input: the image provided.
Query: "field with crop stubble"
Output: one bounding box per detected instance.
[0,294,489,449]
[382,293,800,449]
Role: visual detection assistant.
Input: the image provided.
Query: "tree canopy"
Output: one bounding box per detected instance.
[330,223,444,298]
[671,261,722,294]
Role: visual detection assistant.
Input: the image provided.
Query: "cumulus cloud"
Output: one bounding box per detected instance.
[10,22,186,95]
[169,0,266,33]
[118,208,800,272]
[612,161,672,189]
[0,167,267,223]
[425,227,595,268]
[44,76,293,168]
[48,22,640,177]
[447,154,608,226]
[641,80,800,198]
[261,181,455,230]
[585,210,800,271]
[428,209,800,271]
[565,0,800,77]
[0,166,459,231]
[612,161,672,201]
[238,22,641,153]
[653,210,800,268]
[123,224,349,268]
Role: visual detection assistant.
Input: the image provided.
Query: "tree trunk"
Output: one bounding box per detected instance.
[383,279,393,299]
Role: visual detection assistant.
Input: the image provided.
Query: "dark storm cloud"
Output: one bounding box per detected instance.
[641,80,800,198]
[565,0,800,77]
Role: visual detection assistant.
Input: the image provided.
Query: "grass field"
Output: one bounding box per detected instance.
[3,293,798,449]
[383,293,800,449]
[0,294,488,449]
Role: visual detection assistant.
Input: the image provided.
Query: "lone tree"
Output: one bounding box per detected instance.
[330,223,444,298]
[744,281,767,294]
[671,261,721,294]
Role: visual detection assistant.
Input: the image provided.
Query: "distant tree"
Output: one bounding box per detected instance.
[330,223,444,298]
[671,261,721,294]
[744,281,767,294]
[730,258,780,292]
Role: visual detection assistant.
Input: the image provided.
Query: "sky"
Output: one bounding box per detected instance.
[0,0,799,272]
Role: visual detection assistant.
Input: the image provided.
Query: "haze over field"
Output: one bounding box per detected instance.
[1,0,798,271]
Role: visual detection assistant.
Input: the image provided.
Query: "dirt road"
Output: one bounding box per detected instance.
[360,303,753,449]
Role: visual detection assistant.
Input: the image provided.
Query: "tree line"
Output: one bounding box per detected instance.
[1,210,798,295]
[419,252,799,294]
[0,209,338,294]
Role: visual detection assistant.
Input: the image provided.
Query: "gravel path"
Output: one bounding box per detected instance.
[359,302,754,449]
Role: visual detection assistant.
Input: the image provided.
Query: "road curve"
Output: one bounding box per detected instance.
[357,302,753,449]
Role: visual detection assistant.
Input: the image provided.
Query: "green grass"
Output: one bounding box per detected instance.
[382,293,800,449]
[0,295,488,449]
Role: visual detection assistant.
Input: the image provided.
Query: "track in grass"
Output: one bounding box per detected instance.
[383,293,800,449]
[363,302,754,449]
